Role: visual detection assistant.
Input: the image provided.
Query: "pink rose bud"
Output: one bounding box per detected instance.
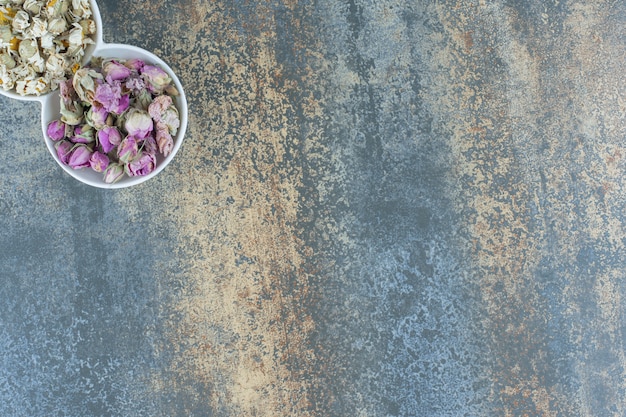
[72,124,95,144]
[68,144,93,169]
[102,59,131,82]
[89,151,110,173]
[98,126,122,153]
[148,95,180,135]
[124,108,153,139]
[125,151,157,177]
[124,58,145,72]
[143,134,158,155]
[155,124,174,157]
[56,140,73,165]
[117,136,139,164]
[47,120,66,141]
[94,80,130,115]
[104,163,125,184]
[141,64,172,94]
[86,102,109,130]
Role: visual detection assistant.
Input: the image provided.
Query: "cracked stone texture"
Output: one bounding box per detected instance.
[0,0,625,416]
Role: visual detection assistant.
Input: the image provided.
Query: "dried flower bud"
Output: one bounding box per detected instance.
[60,99,83,125]
[47,119,66,141]
[68,143,93,169]
[11,10,29,33]
[117,135,139,164]
[72,67,101,102]
[22,0,41,15]
[94,79,129,114]
[85,102,109,129]
[18,38,37,60]
[0,51,15,69]
[141,64,172,94]
[103,163,124,184]
[155,125,173,157]
[89,151,109,173]
[148,94,180,135]
[125,151,156,177]
[79,18,95,35]
[72,123,95,143]
[102,59,130,82]
[47,16,67,36]
[124,108,153,139]
[97,125,121,153]
[56,140,73,165]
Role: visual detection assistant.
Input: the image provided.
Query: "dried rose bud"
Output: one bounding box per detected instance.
[104,163,125,184]
[56,140,73,165]
[89,151,109,173]
[125,151,157,177]
[85,102,109,130]
[117,135,139,164]
[124,108,153,139]
[60,100,84,126]
[68,144,93,169]
[72,124,95,144]
[143,134,158,155]
[73,68,103,103]
[47,120,66,141]
[94,80,130,114]
[98,126,122,153]
[155,125,174,157]
[148,95,180,135]
[124,58,145,72]
[141,64,172,94]
[102,59,131,82]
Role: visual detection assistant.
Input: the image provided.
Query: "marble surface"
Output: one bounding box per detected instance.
[1,0,625,415]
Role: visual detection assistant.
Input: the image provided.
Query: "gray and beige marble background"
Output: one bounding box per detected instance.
[1,0,625,415]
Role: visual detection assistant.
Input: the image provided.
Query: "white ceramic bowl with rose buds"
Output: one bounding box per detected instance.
[0,0,188,188]
[41,43,188,188]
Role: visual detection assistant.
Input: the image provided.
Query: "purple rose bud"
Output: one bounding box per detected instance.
[117,135,139,164]
[56,140,73,165]
[68,144,93,169]
[113,93,130,114]
[98,126,122,153]
[89,151,110,173]
[125,76,145,93]
[102,59,131,82]
[72,124,95,144]
[141,64,172,94]
[125,151,157,177]
[104,163,125,184]
[143,134,158,155]
[86,102,109,130]
[124,58,145,72]
[124,108,153,139]
[155,124,174,157]
[47,120,66,141]
[94,80,129,115]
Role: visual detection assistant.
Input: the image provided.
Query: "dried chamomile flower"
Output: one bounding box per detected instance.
[48,16,67,35]
[22,0,41,15]
[11,9,30,32]
[0,51,16,68]
[0,24,12,47]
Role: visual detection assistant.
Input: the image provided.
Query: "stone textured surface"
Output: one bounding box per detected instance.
[0,0,625,415]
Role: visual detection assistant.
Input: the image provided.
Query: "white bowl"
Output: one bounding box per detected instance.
[0,0,188,188]
[41,43,188,188]
[0,0,103,102]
